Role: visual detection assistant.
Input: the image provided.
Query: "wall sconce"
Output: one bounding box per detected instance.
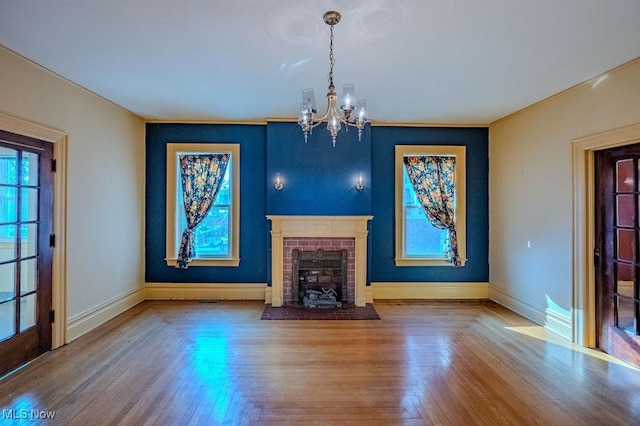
[355,174,365,191]
[274,173,284,191]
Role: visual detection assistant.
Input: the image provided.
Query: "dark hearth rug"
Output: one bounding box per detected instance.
[260,304,380,320]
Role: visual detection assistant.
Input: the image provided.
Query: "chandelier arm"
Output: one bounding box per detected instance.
[307,119,327,131]
[343,119,361,127]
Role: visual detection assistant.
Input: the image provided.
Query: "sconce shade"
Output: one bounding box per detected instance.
[274,173,284,191]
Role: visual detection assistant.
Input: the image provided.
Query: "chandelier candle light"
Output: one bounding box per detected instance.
[298,11,370,146]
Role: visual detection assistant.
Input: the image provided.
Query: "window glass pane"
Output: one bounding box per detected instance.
[0,300,15,341]
[0,225,16,261]
[0,149,18,185]
[19,293,37,332]
[404,206,448,256]
[616,296,636,333]
[403,168,448,257]
[216,161,231,205]
[20,258,37,295]
[617,159,634,193]
[403,168,416,206]
[22,152,38,186]
[20,224,37,258]
[0,263,15,301]
[195,207,229,257]
[0,187,18,224]
[617,229,635,262]
[21,187,38,222]
[617,194,635,228]
[616,262,635,298]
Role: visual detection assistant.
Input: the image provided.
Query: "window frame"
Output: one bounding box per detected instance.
[165,143,240,267]
[394,145,466,267]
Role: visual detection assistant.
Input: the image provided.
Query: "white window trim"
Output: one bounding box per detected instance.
[165,143,240,267]
[394,145,467,267]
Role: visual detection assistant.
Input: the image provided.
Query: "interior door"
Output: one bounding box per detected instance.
[595,143,640,367]
[0,130,54,378]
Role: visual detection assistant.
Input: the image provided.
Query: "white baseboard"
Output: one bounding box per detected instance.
[371,282,489,299]
[64,282,572,344]
[544,307,573,340]
[67,286,145,342]
[489,285,546,324]
[145,283,267,300]
[489,285,572,340]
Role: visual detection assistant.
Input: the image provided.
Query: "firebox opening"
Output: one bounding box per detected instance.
[293,248,348,308]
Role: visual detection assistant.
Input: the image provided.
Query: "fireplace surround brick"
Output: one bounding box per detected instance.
[283,237,355,304]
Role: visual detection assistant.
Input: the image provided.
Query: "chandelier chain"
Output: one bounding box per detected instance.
[328,24,335,91]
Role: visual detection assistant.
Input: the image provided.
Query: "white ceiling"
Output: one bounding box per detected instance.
[1,0,640,124]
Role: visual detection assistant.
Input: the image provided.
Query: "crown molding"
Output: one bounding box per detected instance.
[146,119,266,125]
[371,121,488,128]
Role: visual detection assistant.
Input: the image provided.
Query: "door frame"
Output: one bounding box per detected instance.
[0,113,67,349]
[572,122,640,347]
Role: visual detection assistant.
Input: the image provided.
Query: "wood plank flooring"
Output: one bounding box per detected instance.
[1,300,639,425]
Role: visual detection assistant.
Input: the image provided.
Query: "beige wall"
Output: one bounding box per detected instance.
[0,46,145,330]
[489,58,640,337]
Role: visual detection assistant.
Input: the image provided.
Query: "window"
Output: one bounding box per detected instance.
[0,152,33,241]
[395,145,466,266]
[165,143,240,267]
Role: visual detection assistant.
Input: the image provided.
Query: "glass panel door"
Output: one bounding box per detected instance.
[595,144,640,368]
[0,147,40,342]
[0,130,53,378]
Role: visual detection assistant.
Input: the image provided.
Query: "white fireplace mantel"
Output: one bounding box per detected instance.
[266,215,373,307]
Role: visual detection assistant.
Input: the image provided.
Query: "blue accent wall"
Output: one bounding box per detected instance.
[266,122,372,215]
[369,126,489,282]
[145,123,268,283]
[145,123,488,285]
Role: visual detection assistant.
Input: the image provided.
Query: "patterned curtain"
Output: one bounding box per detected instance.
[403,155,461,266]
[177,154,229,269]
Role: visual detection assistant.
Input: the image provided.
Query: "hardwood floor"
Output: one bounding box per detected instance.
[1,300,639,425]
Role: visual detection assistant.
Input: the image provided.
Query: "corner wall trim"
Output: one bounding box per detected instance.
[489,285,572,340]
[371,282,489,299]
[366,287,374,304]
[66,287,145,342]
[145,283,268,300]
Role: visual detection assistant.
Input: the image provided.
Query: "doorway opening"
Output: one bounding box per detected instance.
[572,123,640,360]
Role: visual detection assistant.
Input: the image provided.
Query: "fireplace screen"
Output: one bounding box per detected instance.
[292,248,348,307]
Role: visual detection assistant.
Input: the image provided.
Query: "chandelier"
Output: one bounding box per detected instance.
[297,11,370,147]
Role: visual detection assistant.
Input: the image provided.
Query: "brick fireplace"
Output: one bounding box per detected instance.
[266,216,373,307]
